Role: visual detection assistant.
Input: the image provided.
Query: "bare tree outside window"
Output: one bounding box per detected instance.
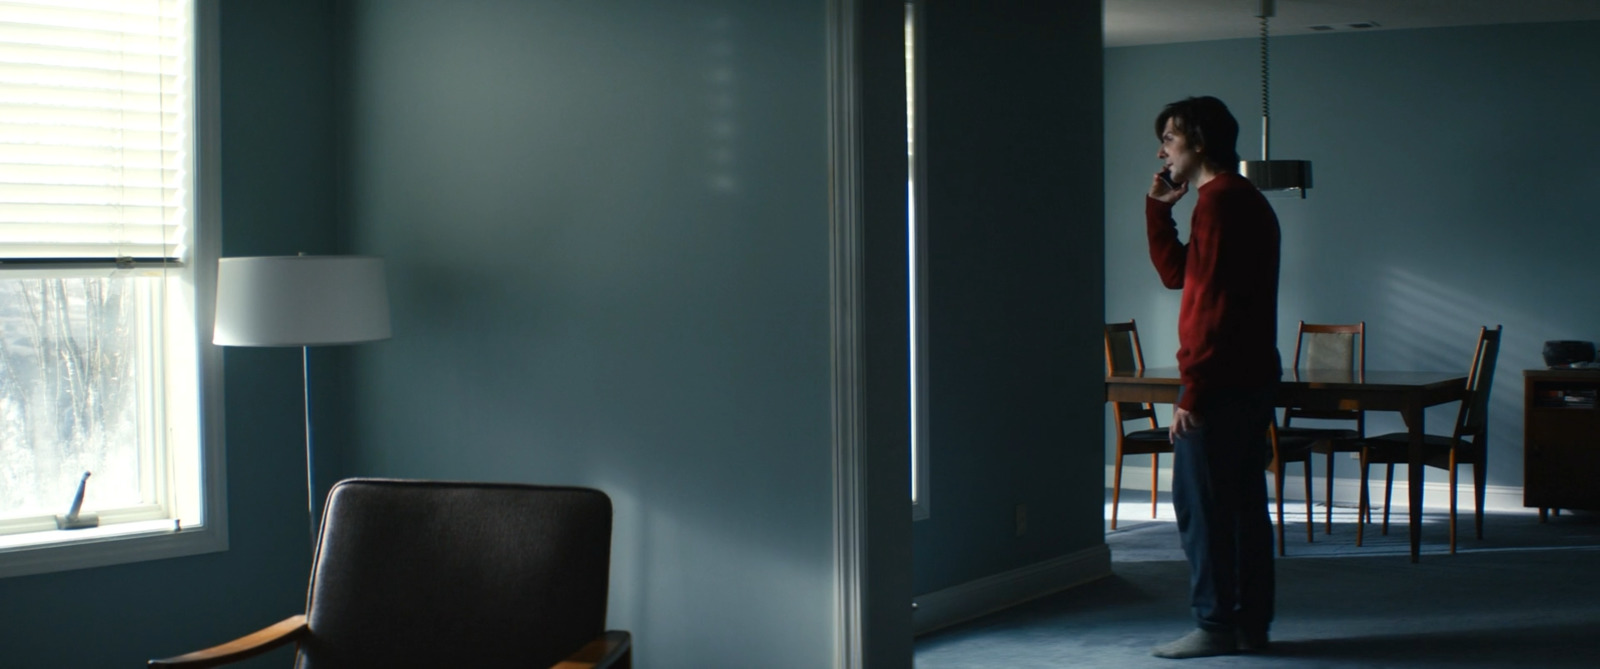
[0,278,146,519]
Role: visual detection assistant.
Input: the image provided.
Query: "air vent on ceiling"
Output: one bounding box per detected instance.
[1306,21,1381,32]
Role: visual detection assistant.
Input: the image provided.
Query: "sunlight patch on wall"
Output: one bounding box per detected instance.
[1375,266,1557,486]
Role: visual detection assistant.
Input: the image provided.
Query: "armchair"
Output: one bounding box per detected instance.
[148,478,632,668]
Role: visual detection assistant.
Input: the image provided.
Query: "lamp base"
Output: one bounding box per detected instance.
[55,513,99,530]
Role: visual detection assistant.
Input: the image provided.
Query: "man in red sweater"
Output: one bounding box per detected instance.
[1144,96,1282,659]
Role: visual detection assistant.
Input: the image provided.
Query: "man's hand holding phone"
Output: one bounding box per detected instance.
[1149,170,1188,203]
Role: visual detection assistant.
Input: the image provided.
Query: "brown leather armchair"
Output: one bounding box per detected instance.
[149,479,632,668]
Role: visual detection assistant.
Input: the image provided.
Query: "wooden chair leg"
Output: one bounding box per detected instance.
[1324,451,1335,534]
[1274,465,1286,557]
[1359,456,1371,524]
[1150,453,1160,519]
[1474,460,1487,540]
[1303,460,1314,543]
[1111,449,1125,530]
[1448,453,1459,554]
[1356,450,1369,547]
[1382,463,1395,535]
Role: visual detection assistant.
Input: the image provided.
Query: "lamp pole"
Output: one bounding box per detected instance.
[302,345,316,545]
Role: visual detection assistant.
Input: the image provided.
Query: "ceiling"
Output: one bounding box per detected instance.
[1105,0,1600,47]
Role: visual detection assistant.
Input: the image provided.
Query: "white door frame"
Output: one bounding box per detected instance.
[829,1,914,667]
[827,0,868,665]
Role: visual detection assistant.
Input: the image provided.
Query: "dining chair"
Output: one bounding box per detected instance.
[1104,320,1173,530]
[148,478,632,668]
[1267,420,1317,555]
[1278,321,1367,533]
[1355,325,1502,552]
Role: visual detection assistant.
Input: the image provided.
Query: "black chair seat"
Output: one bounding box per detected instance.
[1360,432,1476,469]
[1277,425,1359,442]
[1118,428,1171,457]
[1364,432,1456,447]
[1124,428,1168,442]
[1270,430,1320,456]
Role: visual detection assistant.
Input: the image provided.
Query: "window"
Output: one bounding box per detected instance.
[906,1,930,521]
[0,0,223,578]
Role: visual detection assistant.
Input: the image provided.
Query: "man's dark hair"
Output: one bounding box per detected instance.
[1155,96,1241,173]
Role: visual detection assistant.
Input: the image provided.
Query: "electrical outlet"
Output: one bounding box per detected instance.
[1015,503,1028,537]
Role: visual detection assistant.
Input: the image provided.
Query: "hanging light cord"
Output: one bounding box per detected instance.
[1259,13,1270,123]
[1257,10,1272,160]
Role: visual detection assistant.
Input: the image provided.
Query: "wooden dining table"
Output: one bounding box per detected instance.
[1105,366,1471,563]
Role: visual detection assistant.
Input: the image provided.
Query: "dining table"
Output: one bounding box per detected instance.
[1105,366,1471,563]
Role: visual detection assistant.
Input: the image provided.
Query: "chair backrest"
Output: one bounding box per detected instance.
[1292,320,1364,375]
[1286,321,1366,430]
[298,479,613,669]
[1105,320,1158,429]
[1455,325,1503,438]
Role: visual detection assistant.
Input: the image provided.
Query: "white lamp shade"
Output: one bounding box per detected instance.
[214,255,392,347]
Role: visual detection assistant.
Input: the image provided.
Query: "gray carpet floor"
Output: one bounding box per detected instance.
[914,495,1600,668]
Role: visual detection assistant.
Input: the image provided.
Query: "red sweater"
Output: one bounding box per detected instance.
[1146,172,1282,412]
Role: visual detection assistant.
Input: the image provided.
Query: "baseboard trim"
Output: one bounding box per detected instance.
[1106,464,1527,513]
[912,543,1111,637]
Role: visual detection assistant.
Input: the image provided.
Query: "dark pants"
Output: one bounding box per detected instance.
[1172,385,1276,635]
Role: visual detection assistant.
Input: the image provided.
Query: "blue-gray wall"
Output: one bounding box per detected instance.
[0,1,337,666]
[911,1,1106,596]
[330,1,838,666]
[1105,22,1600,491]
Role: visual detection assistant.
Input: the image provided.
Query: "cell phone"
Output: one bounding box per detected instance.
[1159,170,1178,189]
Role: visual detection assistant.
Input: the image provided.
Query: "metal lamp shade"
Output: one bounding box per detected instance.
[1244,1,1312,196]
[1241,159,1313,193]
[214,255,392,347]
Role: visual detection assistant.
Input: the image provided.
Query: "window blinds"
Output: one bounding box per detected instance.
[0,0,191,265]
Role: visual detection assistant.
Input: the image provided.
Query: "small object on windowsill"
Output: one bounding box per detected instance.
[1564,361,1600,370]
[54,471,99,530]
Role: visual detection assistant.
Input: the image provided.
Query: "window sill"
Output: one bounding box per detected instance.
[0,520,227,579]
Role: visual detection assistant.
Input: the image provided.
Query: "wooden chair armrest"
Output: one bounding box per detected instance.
[148,614,309,668]
[551,630,632,669]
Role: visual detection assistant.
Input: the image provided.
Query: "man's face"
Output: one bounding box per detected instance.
[1157,118,1203,184]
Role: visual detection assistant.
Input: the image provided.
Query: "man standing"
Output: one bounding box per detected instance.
[1144,96,1282,659]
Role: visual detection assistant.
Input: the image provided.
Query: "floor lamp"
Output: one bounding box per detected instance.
[213,255,391,543]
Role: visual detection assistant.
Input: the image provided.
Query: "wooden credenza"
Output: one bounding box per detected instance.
[1524,368,1600,521]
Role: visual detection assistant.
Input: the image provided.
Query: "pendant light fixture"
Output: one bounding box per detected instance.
[1240,0,1312,197]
